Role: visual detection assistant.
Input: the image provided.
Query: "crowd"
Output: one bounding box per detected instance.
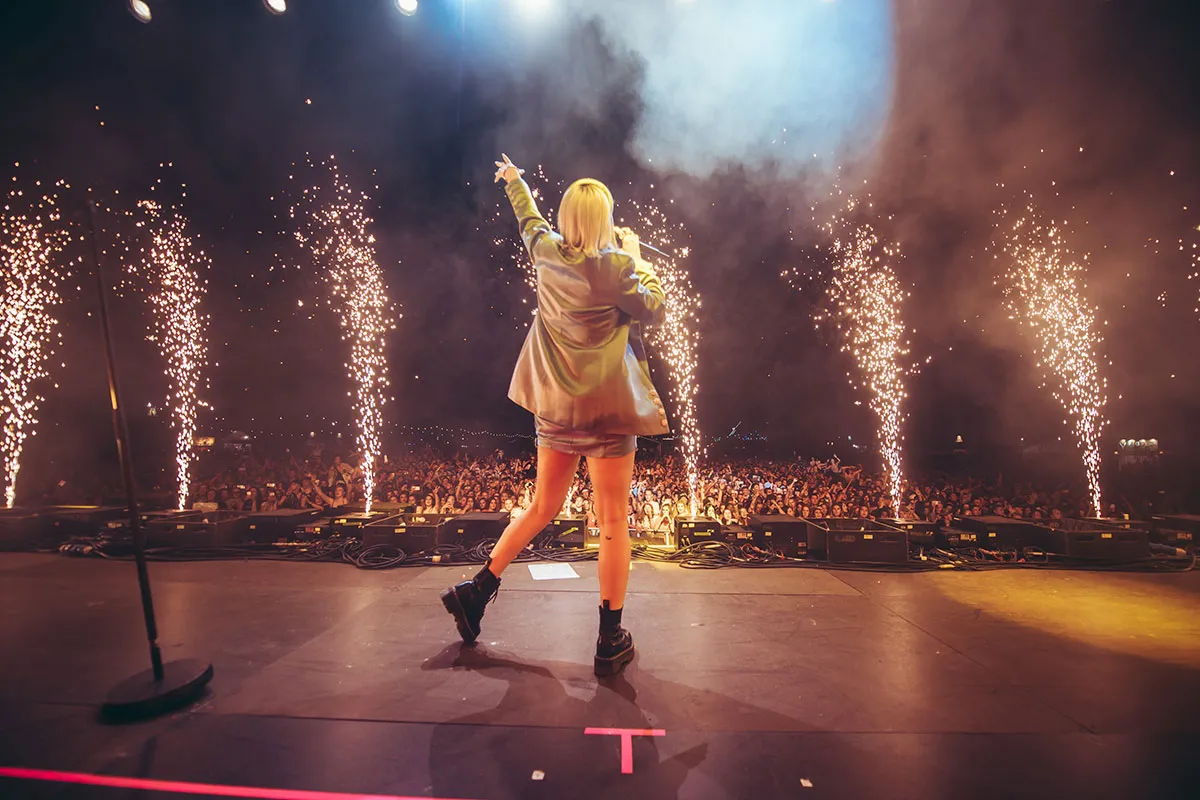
[187,446,1115,532]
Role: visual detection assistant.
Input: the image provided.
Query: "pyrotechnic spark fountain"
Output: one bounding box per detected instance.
[993,193,1108,517]
[802,191,913,515]
[1,180,71,509]
[126,197,211,511]
[290,156,394,513]
[623,199,703,517]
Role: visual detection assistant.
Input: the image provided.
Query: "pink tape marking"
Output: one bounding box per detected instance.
[0,766,477,800]
[584,728,666,774]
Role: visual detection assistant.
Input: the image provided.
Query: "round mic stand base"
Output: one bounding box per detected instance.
[100,659,214,723]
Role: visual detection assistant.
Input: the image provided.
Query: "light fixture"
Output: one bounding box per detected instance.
[264,0,287,15]
[397,0,418,16]
[128,0,152,23]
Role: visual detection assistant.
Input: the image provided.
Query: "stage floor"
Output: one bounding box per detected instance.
[1,554,1199,799]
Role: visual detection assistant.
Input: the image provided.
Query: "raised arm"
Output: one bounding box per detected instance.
[504,178,559,261]
[496,154,559,263]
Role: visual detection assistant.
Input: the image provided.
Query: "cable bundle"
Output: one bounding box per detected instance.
[58,535,1196,574]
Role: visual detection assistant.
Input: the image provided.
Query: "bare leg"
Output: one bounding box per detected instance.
[587,452,636,610]
[487,447,579,576]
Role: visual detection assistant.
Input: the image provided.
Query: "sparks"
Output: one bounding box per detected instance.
[993,193,1108,516]
[290,156,394,513]
[624,200,704,517]
[806,191,913,515]
[125,199,211,511]
[1185,221,1200,317]
[1,183,70,508]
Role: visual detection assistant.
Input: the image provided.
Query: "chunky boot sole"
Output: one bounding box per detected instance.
[594,643,635,678]
[441,588,478,644]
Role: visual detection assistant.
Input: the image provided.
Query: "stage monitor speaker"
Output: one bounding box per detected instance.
[953,515,1044,551]
[243,508,324,543]
[143,510,246,548]
[346,502,409,515]
[749,515,813,558]
[397,512,453,547]
[329,510,393,536]
[629,524,672,550]
[0,508,51,552]
[821,519,908,564]
[880,518,937,547]
[1042,518,1150,561]
[293,517,334,540]
[723,524,756,547]
[439,512,510,547]
[1151,515,1200,550]
[362,514,436,552]
[47,505,128,541]
[937,527,981,548]
[675,516,722,547]
[542,516,588,549]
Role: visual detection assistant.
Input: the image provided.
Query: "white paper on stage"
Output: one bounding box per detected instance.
[527,563,580,581]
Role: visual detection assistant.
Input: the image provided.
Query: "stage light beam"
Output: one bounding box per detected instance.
[396,0,418,16]
[264,0,287,15]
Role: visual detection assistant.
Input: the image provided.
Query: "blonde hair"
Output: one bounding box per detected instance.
[558,178,615,258]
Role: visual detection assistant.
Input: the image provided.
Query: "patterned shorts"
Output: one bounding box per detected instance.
[534,416,637,459]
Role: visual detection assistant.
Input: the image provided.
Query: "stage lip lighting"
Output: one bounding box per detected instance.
[397,0,418,16]
[264,0,287,15]
[128,0,152,23]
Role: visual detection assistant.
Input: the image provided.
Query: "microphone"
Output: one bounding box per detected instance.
[616,226,672,259]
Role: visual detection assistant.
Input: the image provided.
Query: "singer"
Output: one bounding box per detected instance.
[442,154,669,677]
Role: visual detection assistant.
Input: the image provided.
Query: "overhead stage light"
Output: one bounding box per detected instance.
[264,0,287,15]
[128,0,152,23]
[397,0,418,16]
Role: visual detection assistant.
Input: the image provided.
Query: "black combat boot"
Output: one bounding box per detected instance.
[441,562,500,644]
[594,600,635,677]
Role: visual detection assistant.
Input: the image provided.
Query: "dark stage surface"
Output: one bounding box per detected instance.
[2,554,1200,799]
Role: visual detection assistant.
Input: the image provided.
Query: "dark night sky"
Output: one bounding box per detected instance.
[2,0,1199,490]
